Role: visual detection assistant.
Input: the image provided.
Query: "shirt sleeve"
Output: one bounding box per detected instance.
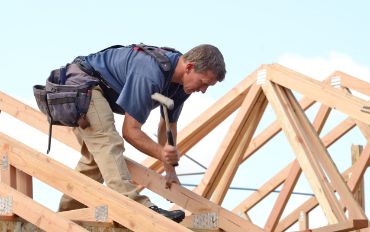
[116,70,162,124]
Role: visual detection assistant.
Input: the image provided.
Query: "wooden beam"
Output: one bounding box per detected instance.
[299,211,309,231]
[276,143,370,232]
[267,64,370,124]
[0,182,88,232]
[321,118,356,147]
[285,85,366,220]
[262,79,345,223]
[192,84,264,199]
[0,133,193,232]
[126,150,265,232]
[58,208,113,223]
[351,145,365,232]
[347,144,369,193]
[210,86,268,204]
[16,169,32,198]
[357,123,370,142]
[263,104,329,231]
[264,160,301,231]
[306,219,368,232]
[284,85,367,220]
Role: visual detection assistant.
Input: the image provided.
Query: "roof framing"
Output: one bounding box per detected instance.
[0,63,369,231]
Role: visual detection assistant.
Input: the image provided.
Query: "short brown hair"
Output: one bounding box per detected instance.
[183,44,226,82]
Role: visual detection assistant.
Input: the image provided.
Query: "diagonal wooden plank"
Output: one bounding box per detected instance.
[211,87,268,204]
[267,64,370,124]
[262,79,345,223]
[126,158,265,232]
[283,84,361,221]
[0,182,88,232]
[0,133,192,232]
[276,143,370,232]
[284,87,367,220]
[321,118,356,147]
[193,84,264,199]
[264,104,331,231]
[264,160,301,232]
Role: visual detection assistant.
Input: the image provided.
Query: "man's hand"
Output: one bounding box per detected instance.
[165,170,180,189]
[161,144,179,166]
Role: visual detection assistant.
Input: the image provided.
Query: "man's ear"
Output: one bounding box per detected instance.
[185,62,194,74]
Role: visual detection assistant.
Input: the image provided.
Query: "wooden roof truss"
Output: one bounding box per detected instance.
[0,63,369,231]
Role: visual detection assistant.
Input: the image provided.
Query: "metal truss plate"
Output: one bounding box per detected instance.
[1,154,8,170]
[331,76,341,88]
[256,69,267,85]
[192,212,218,229]
[0,196,13,215]
[95,205,108,222]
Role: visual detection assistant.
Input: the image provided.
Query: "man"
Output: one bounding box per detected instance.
[58,44,226,223]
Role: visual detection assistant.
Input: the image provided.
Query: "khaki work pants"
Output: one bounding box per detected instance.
[58,86,153,211]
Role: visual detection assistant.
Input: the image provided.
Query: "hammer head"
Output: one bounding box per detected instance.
[151,93,174,110]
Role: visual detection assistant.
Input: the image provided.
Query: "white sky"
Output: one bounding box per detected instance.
[0,0,369,230]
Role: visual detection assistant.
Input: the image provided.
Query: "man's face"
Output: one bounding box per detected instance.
[183,64,218,94]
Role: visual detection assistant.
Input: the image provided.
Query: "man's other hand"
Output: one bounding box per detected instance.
[165,171,180,189]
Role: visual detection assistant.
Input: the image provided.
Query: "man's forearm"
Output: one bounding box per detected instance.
[124,127,163,161]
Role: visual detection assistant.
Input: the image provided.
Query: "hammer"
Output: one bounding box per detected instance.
[151,93,178,167]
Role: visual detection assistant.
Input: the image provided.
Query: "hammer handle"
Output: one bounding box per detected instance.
[167,129,178,167]
[167,130,175,146]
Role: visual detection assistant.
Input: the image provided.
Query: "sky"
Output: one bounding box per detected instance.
[0,0,369,230]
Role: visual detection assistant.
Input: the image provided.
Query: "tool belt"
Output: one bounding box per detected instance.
[33,65,99,153]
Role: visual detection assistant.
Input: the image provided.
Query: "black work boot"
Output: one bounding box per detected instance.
[149,205,185,223]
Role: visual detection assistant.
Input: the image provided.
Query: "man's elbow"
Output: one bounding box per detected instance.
[122,127,132,142]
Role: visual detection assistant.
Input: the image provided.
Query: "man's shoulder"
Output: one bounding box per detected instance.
[129,51,166,82]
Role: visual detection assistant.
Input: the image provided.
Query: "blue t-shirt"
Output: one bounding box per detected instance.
[85,46,190,124]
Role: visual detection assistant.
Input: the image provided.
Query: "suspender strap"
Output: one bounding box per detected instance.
[134,43,172,72]
[59,65,68,85]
